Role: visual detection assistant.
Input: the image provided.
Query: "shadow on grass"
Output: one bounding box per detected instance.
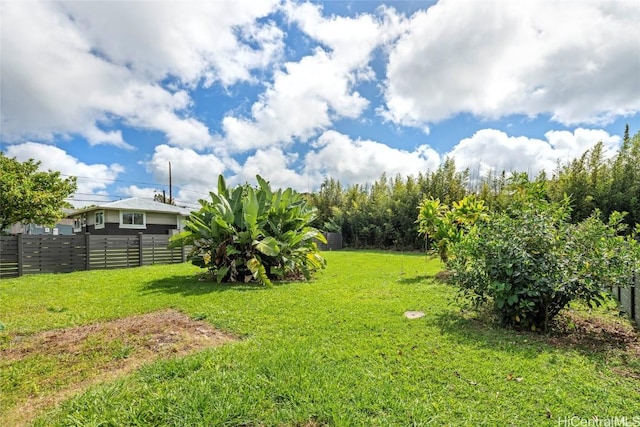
[141,275,269,297]
[396,275,436,285]
[397,270,453,285]
[433,309,640,366]
[434,311,550,356]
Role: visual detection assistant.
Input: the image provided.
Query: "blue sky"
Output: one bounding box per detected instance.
[1,0,639,208]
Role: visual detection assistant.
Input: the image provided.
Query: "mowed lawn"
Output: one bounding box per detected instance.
[1,251,639,426]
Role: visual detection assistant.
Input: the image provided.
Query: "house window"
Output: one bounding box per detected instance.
[73,216,83,232]
[95,211,105,229]
[120,211,146,229]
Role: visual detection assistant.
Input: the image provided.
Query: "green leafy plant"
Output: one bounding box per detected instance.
[449,191,640,331]
[170,175,326,286]
[416,195,488,262]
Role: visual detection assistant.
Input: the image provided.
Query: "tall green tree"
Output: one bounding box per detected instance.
[607,127,640,227]
[307,159,472,250]
[309,177,343,231]
[547,126,640,229]
[548,141,611,222]
[0,153,77,233]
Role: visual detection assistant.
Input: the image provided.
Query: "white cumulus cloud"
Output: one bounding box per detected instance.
[220,2,408,153]
[382,0,640,129]
[230,147,309,191]
[61,0,283,87]
[0,0,283,149]
[447,128,621,178]
[304,130,441,185]
[145,145,227,204]
[3,142,124,203]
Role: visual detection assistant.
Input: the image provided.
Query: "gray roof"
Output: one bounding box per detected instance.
[70,197,193,216]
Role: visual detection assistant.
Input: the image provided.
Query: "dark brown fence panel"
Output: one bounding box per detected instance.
[620,286,633,315]
[613,271,638,326]
[140,235,183,265]
[21,235,87,274]
[1,233,186,279]
[89,235,140,270]
[317,232,342,251]
[0,236,19,278]
[634,272,639,325]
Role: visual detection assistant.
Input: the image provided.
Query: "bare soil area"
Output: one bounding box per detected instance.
[0,309,237,427]
[550,310,640,357]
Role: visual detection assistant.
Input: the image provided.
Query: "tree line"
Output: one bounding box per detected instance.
[2,126,637,245]
[309,126,640,250]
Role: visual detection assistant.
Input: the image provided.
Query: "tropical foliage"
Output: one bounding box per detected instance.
[447,180,640,331]
[0,153,77,233]
[308,128,640,251]
[170,175,326,286]
[309,159,470,250]
[416,195,488,262]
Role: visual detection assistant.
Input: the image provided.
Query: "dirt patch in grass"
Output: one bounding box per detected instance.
[548,311,640,384]
[549,311,640,357]
[0,309,238,427]
[433,269,455,283]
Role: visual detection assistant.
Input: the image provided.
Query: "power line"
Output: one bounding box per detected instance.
[66,199,118,203]
[65,194,201,208]
[72,192,128,198]
[61,173,211,197]
[59,173,162,187]
[170,187,210,196]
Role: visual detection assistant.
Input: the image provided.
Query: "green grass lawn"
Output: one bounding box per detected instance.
[1,251,639,426]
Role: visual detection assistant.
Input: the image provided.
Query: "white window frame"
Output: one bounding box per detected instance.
[94,211,105,229]
[177,215,186,231]
[119,211,146,229]
[73,216,83,232]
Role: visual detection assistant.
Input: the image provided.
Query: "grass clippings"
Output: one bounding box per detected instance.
[0,309,237,427]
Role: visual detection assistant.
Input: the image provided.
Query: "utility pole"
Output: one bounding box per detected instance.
[169,161,173,204]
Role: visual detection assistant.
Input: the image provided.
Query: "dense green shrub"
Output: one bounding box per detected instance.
[170,175,326,286]
[448,192,639,331]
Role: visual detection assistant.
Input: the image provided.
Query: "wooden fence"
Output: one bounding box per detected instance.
[0,233,186,278]
[317,232,343,251]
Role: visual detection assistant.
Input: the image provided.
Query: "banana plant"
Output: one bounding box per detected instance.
[170,175,326,286]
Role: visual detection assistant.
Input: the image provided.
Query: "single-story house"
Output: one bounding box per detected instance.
[68,197,193,235]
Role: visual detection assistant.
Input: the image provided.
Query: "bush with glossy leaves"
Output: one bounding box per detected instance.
[449,191,639,331]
